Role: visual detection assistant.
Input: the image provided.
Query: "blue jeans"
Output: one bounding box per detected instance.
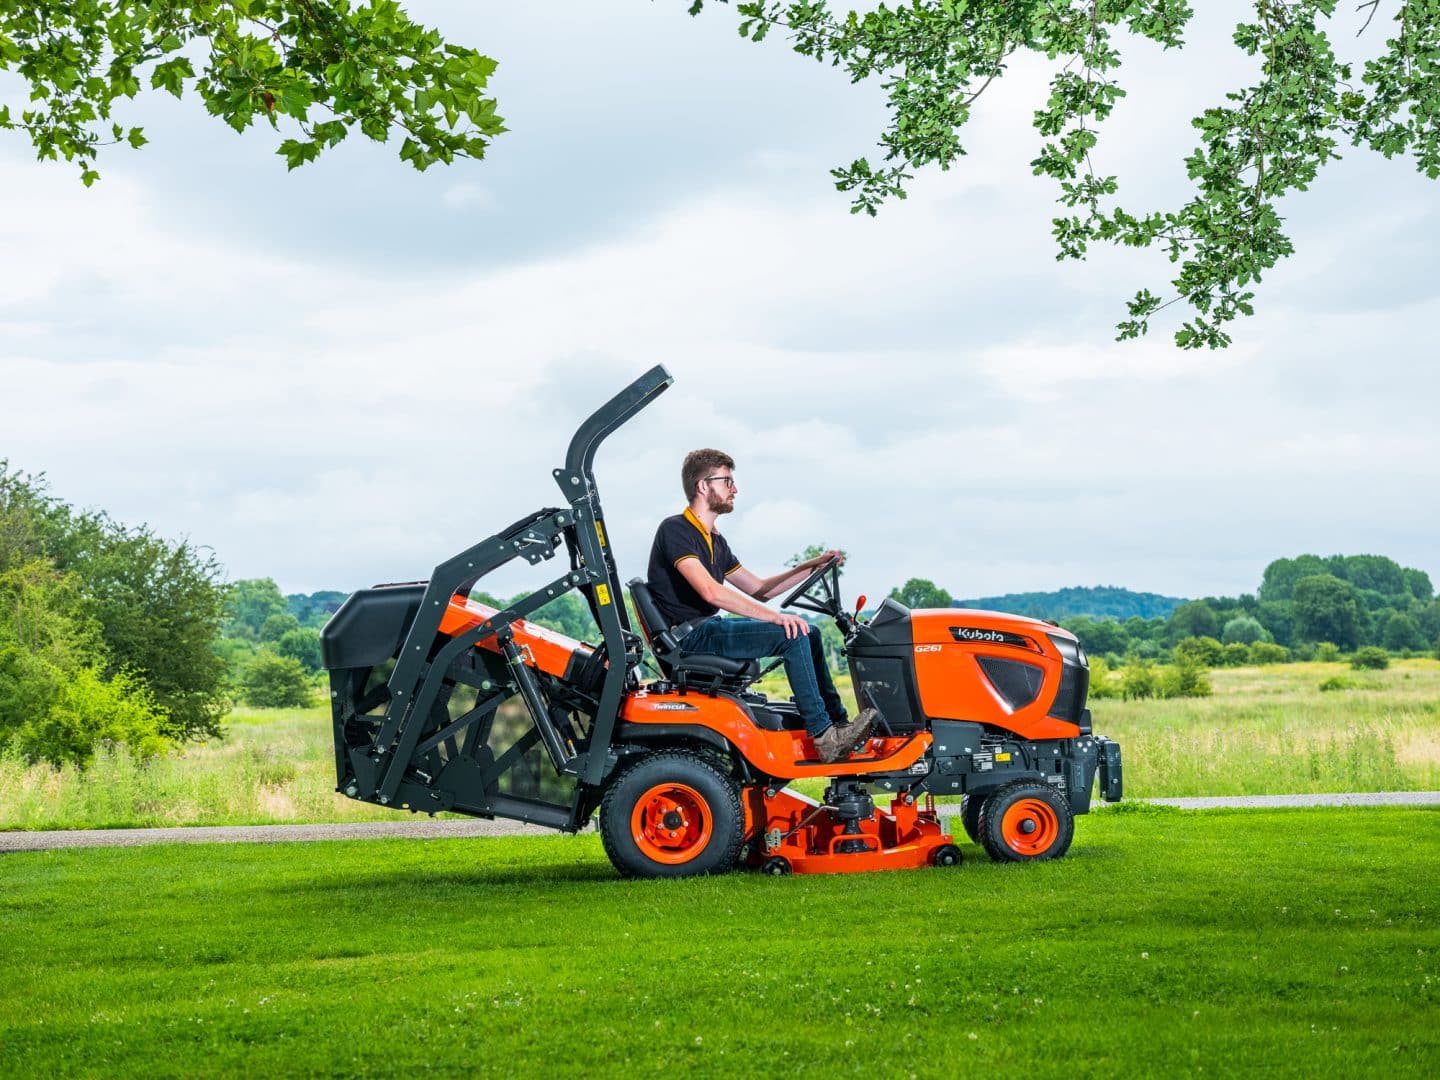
[678,618,847,737]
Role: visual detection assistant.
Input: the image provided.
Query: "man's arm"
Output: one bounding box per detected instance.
[733,549,845,602]
[675,558,811,639]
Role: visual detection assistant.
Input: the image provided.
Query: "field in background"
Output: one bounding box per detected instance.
[2,809,1437,1076]
[2,661,1438,831]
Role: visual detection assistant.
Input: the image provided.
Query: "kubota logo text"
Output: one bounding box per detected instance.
[949,626,1030,648]
[953,627,1005,642]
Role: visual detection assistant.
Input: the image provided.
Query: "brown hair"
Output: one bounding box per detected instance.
[681,449,735,501]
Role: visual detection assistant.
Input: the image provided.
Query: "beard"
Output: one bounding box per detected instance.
[706,490,734,515]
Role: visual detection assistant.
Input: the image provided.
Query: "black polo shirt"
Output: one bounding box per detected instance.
[646,508,742,627]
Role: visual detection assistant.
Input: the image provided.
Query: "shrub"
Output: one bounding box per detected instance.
[241,651,314,708]
[1350,646,1390,671]
[1158,658,1212,699]
[1319,675,1357,692]
[14,667,173,766]
[1249,641,1290,664]
[1173,636,1224,668]
[1087,657,1121,700]
[1291,641,1316,661]
[1314,642,1342,663]
[1121,656,1157,700]
[1219,642,1251,667]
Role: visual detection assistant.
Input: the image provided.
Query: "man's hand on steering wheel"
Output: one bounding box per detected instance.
[803,549,845,570]
[779,553,843,611]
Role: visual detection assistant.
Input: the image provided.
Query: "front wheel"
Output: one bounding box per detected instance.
[958,793,986,844]
[976,781,1074,863]
[599,752,744,879]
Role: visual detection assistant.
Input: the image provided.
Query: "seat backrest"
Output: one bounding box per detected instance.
[627,578,678,656]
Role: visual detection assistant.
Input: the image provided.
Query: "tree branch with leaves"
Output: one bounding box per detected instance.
[0,0,504,183]
[692,0,1440,348]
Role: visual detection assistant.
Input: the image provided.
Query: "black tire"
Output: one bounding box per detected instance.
[959,793,986,844]
[975,780,1074,863]
[599,751,744,879]
[929,843,963,868]
[761,856,792,876]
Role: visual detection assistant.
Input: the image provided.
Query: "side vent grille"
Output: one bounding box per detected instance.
[976,656,1045,712]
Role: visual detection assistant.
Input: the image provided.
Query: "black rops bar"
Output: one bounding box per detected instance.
[552,364,673,786]
[360,364,672,814]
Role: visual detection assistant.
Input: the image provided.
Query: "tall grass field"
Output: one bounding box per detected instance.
[1,660,1437,830]
[2,808,1437,1077]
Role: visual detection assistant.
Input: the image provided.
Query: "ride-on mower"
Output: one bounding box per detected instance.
[322,366,1123,878]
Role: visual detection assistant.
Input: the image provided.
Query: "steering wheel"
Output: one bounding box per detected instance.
[779,554,843,614]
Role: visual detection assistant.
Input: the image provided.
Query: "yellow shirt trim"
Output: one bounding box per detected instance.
[682,507,715,562]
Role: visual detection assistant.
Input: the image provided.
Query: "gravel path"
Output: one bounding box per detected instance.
[3,792,1435,853]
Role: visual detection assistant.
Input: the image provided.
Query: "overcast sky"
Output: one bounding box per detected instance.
[3,1,1436,605]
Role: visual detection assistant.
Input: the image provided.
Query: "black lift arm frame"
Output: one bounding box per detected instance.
[364,365,672,817]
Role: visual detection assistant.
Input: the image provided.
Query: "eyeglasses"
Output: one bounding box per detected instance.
[702,475,737,489]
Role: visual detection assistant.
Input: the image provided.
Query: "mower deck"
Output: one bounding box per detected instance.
[745,787,957,875]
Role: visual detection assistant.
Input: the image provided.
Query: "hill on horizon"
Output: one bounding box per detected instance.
[951,585,1188,621]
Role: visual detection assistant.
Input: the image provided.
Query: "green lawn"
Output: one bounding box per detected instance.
[2,807,1437,1077]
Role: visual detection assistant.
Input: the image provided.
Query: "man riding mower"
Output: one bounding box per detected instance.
[321,365,1123,878]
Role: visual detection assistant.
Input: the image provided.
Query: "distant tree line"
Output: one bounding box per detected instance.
[890,553,1440,667]
[950,584,1186,622]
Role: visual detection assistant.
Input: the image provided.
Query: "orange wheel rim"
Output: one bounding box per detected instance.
[631,782,712,865]
[1000,798,1060,856]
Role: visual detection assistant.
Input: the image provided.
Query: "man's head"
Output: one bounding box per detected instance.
[681,448,737,515]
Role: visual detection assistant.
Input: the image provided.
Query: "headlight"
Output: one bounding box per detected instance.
[1046,632,1087,668]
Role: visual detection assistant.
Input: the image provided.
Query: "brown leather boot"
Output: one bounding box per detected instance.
[812,709,878,763]
[833,707,877,751]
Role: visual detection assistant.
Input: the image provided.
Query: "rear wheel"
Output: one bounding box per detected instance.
[599,752,743,878]
[976,781,1074,863]
[959,793,986,844]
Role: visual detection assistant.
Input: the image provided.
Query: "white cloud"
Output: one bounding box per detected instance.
[2,1,1437,604]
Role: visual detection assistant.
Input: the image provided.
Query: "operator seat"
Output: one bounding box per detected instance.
[627,578,759,693]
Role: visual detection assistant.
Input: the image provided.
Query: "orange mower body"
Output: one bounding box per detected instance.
[322,365,1123,879]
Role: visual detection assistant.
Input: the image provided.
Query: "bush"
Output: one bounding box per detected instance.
[1315,642,1342,663]
[1121,656,1157,700]
[241,651,314,708]
[1173,636,1224,668]
[1087,657,1121,700]
[1350,646,1390,671]
[1319,675,1357,692]
[13,667,173,766]
[1219,642,1251,667]
[1158,658,1212,699]
[1249,641,1290,665]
